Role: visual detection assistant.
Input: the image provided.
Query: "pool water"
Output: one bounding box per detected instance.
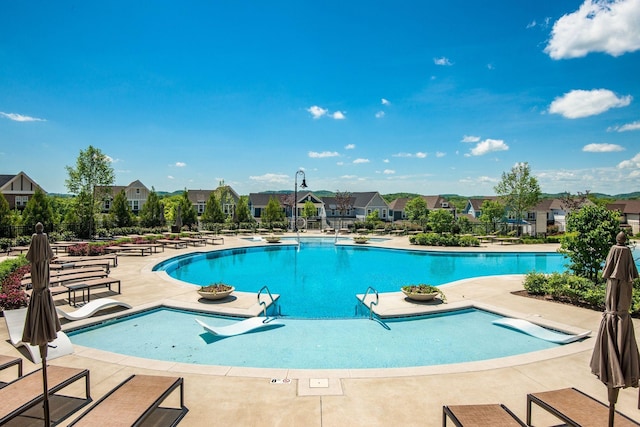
[68,307,561,369]
[154,243,567,318]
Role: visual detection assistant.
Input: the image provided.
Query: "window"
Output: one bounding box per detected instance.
[382,210,387,218]
[104,200,111,210]
[129,200,140,211]
[16,196,28,207]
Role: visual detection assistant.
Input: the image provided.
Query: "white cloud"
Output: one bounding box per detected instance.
[353,158,370,164]
[383,169,395,175]
[469,139,509,156]
[461,135,481,143]
[545,0,640,59]
[383,159,389,163]
[341,174,357,179]
[168,175,175,180]
[609,120,640,132]
[0,112,46,122]
[435,151,446,158]
[392,152,428,158]
[308,151,339,158]
[618,152,640,169]
[487,63,495,70]
[375,111,385,119]
[344,144,356,150]
[526,20,537,29]
[249,173,290,184]
[336,161,344,166]
[548,89,632,118]
[381,98,390,105]
[175,162,187,167]
[332,111,346,120]
[415,152,427,158]
[583,143,625,152]
[434,57,452,66]
[307,105,328,119]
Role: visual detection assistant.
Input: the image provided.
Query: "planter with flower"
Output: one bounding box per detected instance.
[353,235,369,244]
[197,283,235,300]
[401,284,446,302]
[264,235,281,243]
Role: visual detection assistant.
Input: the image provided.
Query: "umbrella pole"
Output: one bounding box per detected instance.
[608,387,619,427]
[40,344,51,426]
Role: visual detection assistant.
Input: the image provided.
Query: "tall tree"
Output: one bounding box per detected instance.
[428,209,455,234]
[65,145,115,238]
[335,190,353,230]
[201,191,225,225]
[235,195,253,224]
[263,196,285,224]
[405,196,429,230]
[0,195,12,237]
[109,190,134,227]
[176,190,197,229]
[559,204,620,282]
[494,162,541,236]
[21,188,55,233]
[139,187,165,228]
[479,199,505,233]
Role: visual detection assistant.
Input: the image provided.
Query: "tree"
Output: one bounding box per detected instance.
[428,209,455,234]
[302,200,316,219]
[479,200,505,233]
[65,145,115,238]
[175,190,197,229]
[262,196,285,224]
[109,190,134,227]
[139,187,165,228]
[201,192,225,225]
[21,188,55,233]
[0,195,11,237]
[405,196,429,230]
[235,196,253,224]
[335,190,353,230]
[494,162,541,236]
[559,204,620,282]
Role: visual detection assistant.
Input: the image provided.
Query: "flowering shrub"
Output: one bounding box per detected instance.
[0,264,29,310]
[67,243,89,256]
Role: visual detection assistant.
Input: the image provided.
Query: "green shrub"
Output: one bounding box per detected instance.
[458,235,480,247]
[523,272,548,295]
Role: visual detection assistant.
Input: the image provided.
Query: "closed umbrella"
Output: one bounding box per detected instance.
[21,222,61,426]
[590,231,640,427]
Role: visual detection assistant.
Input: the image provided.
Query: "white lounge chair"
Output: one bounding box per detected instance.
[56,298,132,321]
[3,308,74,363]
[195,317,282,337]
[492,318,591,344]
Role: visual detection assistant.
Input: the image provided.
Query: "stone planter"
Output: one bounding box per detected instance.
[198,286,235,300]
[265,236,281,243]
[401,290,440,301]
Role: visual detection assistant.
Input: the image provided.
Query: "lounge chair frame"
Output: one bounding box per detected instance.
[0,355,23,387]
[443,404,527,426]
[64,277,122,306]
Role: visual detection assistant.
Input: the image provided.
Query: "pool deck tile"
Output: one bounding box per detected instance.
[2,233,639,426]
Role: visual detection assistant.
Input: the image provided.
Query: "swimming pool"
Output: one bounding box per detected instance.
[67,306,563,369]
[154,243,567,318]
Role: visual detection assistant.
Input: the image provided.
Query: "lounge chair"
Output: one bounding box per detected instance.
[0,355,22,387]
[3,308,74,364]
[0,365,91,425]
[443,404,527,426]
[527,387,640,426]
[68,374,187,426]
[56,298,132,320]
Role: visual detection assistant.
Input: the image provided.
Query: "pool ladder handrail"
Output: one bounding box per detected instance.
[360,286,379,320]
[257,285,278,318]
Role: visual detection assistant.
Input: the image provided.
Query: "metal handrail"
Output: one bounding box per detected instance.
[360,286,379,320]
[257,285,276,318]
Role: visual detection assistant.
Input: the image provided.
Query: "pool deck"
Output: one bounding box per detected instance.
[2,234,640,426]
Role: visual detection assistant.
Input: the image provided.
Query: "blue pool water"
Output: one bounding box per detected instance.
[154,243,567,318]
[68,307,562,369]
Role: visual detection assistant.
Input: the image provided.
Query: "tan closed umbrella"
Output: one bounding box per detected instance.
[21,222,61,426]
[590,231,640,427]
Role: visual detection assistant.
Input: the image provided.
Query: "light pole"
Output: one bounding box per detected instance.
[294,170,307,232]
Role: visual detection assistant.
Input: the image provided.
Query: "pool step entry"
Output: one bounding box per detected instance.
[359,286,379,319]
[257,285,280,316]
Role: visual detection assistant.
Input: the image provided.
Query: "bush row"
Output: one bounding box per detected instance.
[409,233,480,247]
[0,256,29,310]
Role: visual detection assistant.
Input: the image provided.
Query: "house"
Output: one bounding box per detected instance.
[322,194,357,228]
[96,180,150,214]
[248,193,288,220]
[0,171,45,209]
[351,192,391,222]
[607,200,640,235]
[249,192,325,229]
[188,185,239,217]
[462,196,499,218]
[389,195,455,221]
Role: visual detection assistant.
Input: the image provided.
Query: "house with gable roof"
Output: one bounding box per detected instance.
[96,180,150,213]
[607,200,640,235]
[351,192,390,222]
[188,185,239,217]
[249,191,325,229]
[0,171,46,210]
[389,195,455,221]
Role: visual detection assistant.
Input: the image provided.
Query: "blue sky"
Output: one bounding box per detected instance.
[1,0,639,196]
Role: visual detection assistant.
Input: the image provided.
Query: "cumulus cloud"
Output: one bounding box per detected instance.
[469,139,509,156]
[341,174,357,179]
[249,173,290,184]
[392,152,428,158]
[175,162,187,167]
[0,112,46,122]
[381,98,390,105]
[583,143,625,152]
[375,111,385,118]
[545,0,640,59]
[168,175,175,180]
[436,151,446,158]
[548,89,632,118]
[345,144,356,150]
[618,152,640,169]
[434,57,452,66]
[608,120,640,132]
[353,158,370,164]
[382,169,395,175]
[332,111,346,120]
[461,135,481,143]
[308,151,339,158]
[307,105,328,119]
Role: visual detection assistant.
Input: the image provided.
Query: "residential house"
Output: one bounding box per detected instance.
[97,180,150,214]
[351,192,391,222]
[249,192,325,229]
[607,200,640,235]
[188,185,239,217]
[0,171,45,209]
[322,194,357,228]
[248,193,288,220]
[389,195,455,221]
[462,196,499,219]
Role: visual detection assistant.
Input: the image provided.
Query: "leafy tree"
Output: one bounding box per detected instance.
[405,196,429,230]
[302,200,316,219]
[262,196,285,224]
[365,209,380,223]
[175,190,197,229]
[0,195,11,237]
[65,145,115,238]
[335,190,353,230]
[559,204,620,282]
[235,196,253,223]
[21,188,55,233]
[109,190,134,227]
[494,162,541,236]
[139,187,165,228]
[479,200,505,233]
[456,216,473,234]
[428,209,455,234]
[201,192,225,224]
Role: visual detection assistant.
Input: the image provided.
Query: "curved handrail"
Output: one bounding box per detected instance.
[360,286,379,320]
[257,285,276,317]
